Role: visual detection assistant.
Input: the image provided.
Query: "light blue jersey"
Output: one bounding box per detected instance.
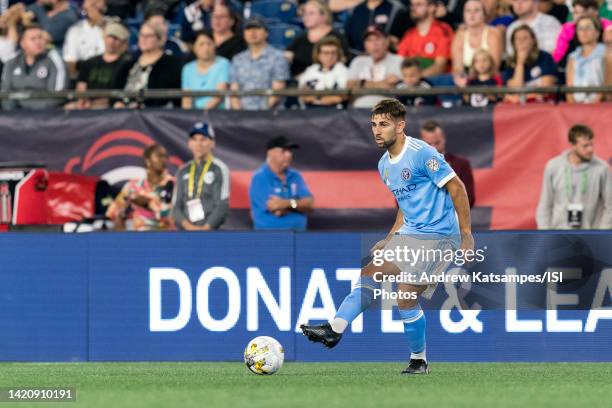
[378,136,459,236]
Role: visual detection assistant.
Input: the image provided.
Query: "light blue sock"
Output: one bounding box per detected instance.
[330,276,378,333]
[399,305,427,360]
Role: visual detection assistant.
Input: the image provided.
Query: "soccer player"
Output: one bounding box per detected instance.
[300,98,473,374]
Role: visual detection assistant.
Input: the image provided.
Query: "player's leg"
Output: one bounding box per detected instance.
[396,283,429,375]
[300,260,400,348]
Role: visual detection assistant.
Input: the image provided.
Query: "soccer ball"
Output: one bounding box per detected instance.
[244,336,284,375]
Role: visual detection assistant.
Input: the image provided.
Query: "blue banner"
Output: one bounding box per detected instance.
[0,232,610,362]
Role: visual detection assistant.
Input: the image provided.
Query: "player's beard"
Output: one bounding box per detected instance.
[383,134,397,150]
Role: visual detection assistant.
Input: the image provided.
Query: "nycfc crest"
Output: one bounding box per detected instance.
[401,168,411,180]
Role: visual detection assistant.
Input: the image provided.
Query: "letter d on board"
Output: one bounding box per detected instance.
[149,268,192,332]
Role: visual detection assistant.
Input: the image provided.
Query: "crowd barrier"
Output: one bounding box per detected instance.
[0,231,610,362]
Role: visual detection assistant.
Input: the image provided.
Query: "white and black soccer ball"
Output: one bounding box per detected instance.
[244,336,284,375]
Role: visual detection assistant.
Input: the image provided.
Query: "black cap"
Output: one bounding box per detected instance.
[266,136,299,150]
[244,16,268,31]
[362,25,386,40]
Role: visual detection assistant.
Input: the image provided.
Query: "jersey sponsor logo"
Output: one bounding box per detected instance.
[391,184,416,199]
[426,158,440,172]
[401,168,411,180]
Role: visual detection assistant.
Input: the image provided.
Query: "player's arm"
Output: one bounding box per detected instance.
[445,176,474,251]
[371,208,403,253]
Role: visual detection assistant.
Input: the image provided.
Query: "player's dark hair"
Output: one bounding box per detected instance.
[371,99,406,121]
[421,120,442,133]
[144,144,164,161]
[568,124,594,144]
[401,57,421,70]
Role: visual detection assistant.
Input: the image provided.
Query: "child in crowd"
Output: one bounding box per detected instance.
[465,49,502,107]
[395,58,437,106]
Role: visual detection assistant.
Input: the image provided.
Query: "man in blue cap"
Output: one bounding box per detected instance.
[249,135,314,230]
[172,121,231,230]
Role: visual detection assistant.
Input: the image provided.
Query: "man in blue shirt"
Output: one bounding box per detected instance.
[301,99,473,375]
[249,136,314,230]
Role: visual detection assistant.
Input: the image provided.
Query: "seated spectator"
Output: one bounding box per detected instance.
[502,25,557,103]
[178,0,213,44]
[395,57,438,106]
[347,25,403,108]
[62,0,107,79]
[181,30,230,110]
[249,136,314,231]
[0,2,22,64]
[229,17,289,110]
[451,0,503,85]
[344,0,405,53]
[1,24,67,110]
[506,0,561,55]
[484,0,515,29]
[68,21,132,109]
[298,36,349,108]
[420,120,476,207]
[26,0,79,48]
[538,0,569,24]
[552,0,612,65]
[397,0,454,77]
[211,3,245,61]
[145,9,188,57]
[566,15,611,103]
[116,22,182,108]
[285,0,350,78]
[464,49,502,106]
[106,144,175,231]
[173,121,230,231]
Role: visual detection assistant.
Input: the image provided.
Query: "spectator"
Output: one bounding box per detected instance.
[1,24,67,110]
[229,17,289,110]
[0,2,22,64]
[552,0,612,65]
[210,3,245,61]
[298,36,349,108]
[347,25,403,108]
[397,0,454,77]
[344,0,405,53]
[506,0,561,55]
[181,30,230,110]
[566,16,611,103]
[68,21,132,109]
[116,22,182,108]
[249,136,314,230]
[145,9,188,57]
[285,0,350,77]
[396,57,437,106]
[536,124,611,229]
[502,25,557,103]
[106,144,175,231]
[63,0,107,79]
[178,0,213,44]
[451,0,503,85]
[464,49,502,106]
[538,0,569,24]
[26,0,79,48]
[173,121,230,231]
[420,120,476,207]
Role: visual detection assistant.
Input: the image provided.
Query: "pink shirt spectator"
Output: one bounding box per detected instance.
[553,18,612,62]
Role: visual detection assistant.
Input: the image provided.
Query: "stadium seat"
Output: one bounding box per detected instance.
[267,23,303,49]
[250,0,298,24]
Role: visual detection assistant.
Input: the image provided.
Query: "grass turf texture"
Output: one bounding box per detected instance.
[0,362,610,408]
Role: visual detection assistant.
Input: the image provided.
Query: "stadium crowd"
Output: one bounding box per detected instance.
[0,0,610,109]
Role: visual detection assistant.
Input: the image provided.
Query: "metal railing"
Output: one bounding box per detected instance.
[0,85,610,105]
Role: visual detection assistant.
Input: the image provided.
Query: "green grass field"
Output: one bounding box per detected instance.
[1,362,611,408]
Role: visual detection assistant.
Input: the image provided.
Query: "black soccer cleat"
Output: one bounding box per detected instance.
[300,323,343,349]
[401,359,429,375]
